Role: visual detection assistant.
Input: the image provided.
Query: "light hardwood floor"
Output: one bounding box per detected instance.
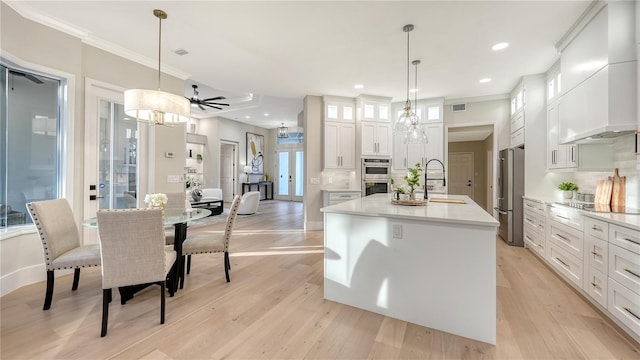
[1,200,639,359]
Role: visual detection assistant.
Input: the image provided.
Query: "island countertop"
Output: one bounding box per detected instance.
[321,193,499,228]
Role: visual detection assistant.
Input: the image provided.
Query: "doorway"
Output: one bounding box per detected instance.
[448,152,474,198]
[219,141,237,203]
[276,149,304,201]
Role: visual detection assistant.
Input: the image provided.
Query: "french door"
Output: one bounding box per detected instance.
[276,149,303,201]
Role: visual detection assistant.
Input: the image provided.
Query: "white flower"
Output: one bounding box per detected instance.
[144,193,168,207]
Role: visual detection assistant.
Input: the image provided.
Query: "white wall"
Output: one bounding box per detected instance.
[444,98,510,151]
[303,96,324,230]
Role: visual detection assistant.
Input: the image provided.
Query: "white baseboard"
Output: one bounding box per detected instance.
[1,264,46,297]
[304,221,323,231]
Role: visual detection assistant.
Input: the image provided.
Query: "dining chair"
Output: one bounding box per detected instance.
[96,208,176,337]
[182,195,241,283]
[164,192,187,245]
[26,199,102,310]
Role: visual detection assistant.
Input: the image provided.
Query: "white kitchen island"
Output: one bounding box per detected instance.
[321,193,499,344]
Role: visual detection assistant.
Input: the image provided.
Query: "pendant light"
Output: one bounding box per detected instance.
[124,9,190,126]
[394,24,419,134]
[405,59,428,144]
[277,122,289,138]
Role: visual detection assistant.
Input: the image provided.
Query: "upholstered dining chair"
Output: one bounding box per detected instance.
[164,192,188,246]
[182,195,241,283]
[96,208,176,337]
[26,199,102,310]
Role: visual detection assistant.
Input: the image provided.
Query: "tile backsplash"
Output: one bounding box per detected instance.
[321,170,358,190]
[572,134,639,208]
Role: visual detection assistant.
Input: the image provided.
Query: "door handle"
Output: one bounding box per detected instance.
[467,180,472,187]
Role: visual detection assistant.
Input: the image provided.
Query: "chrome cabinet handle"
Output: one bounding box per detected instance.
[623,268,640,279]
[555,257,569,268]
[591,225,603,232]
[622,237,640,246]
[624,307,640,321]
[591,282,602,290]
[555,233,569,242]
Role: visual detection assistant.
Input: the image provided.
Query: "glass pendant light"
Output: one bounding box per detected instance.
[405,59,428,144]
[124,9,190,126]
[394,24,418,134]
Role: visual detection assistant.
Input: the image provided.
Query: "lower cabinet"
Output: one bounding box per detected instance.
[322,191,361,207]
[548,241,584,288]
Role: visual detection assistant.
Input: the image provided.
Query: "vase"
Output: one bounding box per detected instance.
[191,191,202,202]
[562,191,573,200]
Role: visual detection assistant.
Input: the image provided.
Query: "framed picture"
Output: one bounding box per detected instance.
[246,132,264,174]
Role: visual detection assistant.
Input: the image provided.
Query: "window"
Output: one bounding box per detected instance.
[548,79,555,100]
[1,65,63,229]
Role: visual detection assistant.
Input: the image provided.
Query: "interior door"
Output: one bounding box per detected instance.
[448,152,474,198]
[220,142,236,202]
[84,79,142,244]
[276,149,303,202]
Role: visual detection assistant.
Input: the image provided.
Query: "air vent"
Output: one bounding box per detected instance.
[174,49,189,56]
[451,103,466,112]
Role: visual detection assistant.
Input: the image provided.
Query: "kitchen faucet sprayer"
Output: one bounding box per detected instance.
[424,159,446,200]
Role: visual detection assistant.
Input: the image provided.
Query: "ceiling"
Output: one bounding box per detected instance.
[6,1,591,131]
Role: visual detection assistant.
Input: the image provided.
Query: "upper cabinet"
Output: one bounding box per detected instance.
[546,63,577,170]
[358,95,392,156]
[557,1,637,144]
[391,100,444,170]
[323,96,356,170]
[510,75,545,149]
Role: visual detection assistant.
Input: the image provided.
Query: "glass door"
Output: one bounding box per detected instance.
[276,149,303,201]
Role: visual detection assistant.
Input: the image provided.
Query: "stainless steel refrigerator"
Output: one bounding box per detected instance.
[494,147,524,246]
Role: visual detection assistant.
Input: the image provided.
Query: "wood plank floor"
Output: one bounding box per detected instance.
[1,200,639,359]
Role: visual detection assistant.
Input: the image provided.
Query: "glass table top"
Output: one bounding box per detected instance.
[83,207,212,228]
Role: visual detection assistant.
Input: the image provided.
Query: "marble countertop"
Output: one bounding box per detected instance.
[321,193,499,227]
[321,189,362,192]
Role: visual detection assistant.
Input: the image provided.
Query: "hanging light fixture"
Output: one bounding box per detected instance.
[277,122,289,138]
[394,24,419,134]
[124,9,190,126]
[405,59,428,144]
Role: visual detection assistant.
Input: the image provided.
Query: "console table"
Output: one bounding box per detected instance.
[242,181,274,200]
[190,199,223,215]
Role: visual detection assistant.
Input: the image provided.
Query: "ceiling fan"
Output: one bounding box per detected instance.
[186,85,229,111]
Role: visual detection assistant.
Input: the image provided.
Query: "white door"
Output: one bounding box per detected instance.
[448,152,474,198]
[220,142,236,203]
[276,149,304,202]
[84,79,146,244]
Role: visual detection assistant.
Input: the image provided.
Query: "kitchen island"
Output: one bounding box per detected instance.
[321,193,499,344]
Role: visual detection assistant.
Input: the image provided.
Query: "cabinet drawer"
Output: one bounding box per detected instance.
[586,267,608,309]
[609,224,640,255]
[609,244,640,294]
[549,241,583,289]
[549,220,583,259]
[585,235,608,274]
[510,127,524,147]
[548,205,583,231]
[523,210,538,229]
[523,199,545,215]
[329,192,360,202]
[510,112,524,132]
[524,225,545,257]
[608,279,640,337]
[584,217,609,241]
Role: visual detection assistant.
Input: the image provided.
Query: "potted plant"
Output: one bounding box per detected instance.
[403,163,423,200]
[391,179,408,200]
[558,181,579,199]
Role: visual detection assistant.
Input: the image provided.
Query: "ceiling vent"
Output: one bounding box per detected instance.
[451,103,466,112]
[174,49,189,56]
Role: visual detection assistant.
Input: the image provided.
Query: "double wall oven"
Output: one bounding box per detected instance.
[362,158,391,196]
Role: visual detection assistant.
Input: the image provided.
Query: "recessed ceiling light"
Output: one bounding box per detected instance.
[245,115,251,119]
[264,113,269,117]
[491,42,509,51]
[354,84,364,89]
[479,78,492,83]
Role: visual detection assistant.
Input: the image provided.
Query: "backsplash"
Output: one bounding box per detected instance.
[321,170,358,190]
[572,134,639,208]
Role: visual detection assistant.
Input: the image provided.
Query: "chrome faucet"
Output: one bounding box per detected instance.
[424,159,446,200]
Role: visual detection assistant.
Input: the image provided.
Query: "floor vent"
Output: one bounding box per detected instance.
[451,103,466,112]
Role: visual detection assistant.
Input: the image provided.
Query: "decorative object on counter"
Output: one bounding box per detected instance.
[424,159,447,200]
[558,181,579,199]
[594,180,613,205]
[391,163,426,205]
[429,198,466,204]
[246,132,264,174]
[186,176,203,202]
[124,9,190,125]
[609,168,625,207]
[144,193,168,208]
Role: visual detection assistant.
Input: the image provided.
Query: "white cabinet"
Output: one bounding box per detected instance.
[391,102,444,171]
[324,122,355,170]
[323,96,355,123]
[361,121,392,156]
[509,76,545,148]
[546,64,577,170]
[608,224,640,338]
[425,122,444,170]
[523,199,546,258]
[584,217,609,308]
[547,205,584,289]
[361,101,390,122]
[322,191,361,207]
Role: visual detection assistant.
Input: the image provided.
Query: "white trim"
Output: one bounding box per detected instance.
[0,263,45,297]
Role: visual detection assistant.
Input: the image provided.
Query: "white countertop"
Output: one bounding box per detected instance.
[523,195,640,231]
[321,193,499,227]
[321,189,362,192]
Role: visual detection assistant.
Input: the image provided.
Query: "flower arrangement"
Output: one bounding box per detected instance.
[558,182,579,191]
[144,193,168,208]
[186,176,203,200]
[404,163,423,199]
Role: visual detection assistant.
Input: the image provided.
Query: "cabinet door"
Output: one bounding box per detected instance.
[425,123,444,170]
[339,123,356,169]
[376,123,392,156]
[407,142,425,169]
[361,122,376,156]
[393,133,408,170]
[324,122,340,169]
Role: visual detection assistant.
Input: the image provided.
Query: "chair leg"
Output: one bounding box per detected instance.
[101,289,111,337]
[180,255,186,290]
[43,270,54,310]
[72,268,80,291]
[224,252,230,283]
[160,281,166,325]
[187,255,192,274]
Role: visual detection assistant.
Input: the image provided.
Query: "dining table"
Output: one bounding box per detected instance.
[83,207,211,303]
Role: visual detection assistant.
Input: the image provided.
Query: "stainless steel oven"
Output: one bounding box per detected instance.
[362,158,391,196]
